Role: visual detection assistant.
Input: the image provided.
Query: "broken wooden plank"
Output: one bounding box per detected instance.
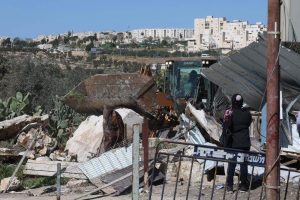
[80,193,110,200]
[3,132,38,193]
[281,151,300,160]
[23,170,86,179]
[75,160,158,200]
[0,148,19,157]
[87,177,116,193]
[74,165,145,200]
[25,160,83,174]
[282,159,298,166]
[186,103,222,143]
[0,115,49,140]
[23,160,87,179]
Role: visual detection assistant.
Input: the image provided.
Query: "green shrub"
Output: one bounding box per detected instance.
[22,177,56,189]
[0,164,21,180]
[0,92,31,121]
[0,56,99,113]
[49,97,86,148]
[0,163,69,189]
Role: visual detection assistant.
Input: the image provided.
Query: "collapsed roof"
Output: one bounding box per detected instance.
[202,36,300,110]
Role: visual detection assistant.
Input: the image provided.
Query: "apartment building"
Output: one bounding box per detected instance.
[0,37,7,43]
[72,32,96,39]
[193,16,266,52]
[34,34,57,42]
[130,28,194,42]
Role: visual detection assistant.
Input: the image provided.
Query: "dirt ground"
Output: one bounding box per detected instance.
[143,183,300,200]
[0,185,131,200]
[1,181,299,200]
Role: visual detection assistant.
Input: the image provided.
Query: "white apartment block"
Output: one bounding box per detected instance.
[37,43,53,50]
[193,16,266,52]
[130,28,194,42]
[0,37,7,44]
[34,31,97,43]
[72,32,96,39]
[34,34,57,42]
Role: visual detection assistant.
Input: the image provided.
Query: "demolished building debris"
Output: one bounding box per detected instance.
[201,36,300,150]
[65,115,104,162]
[0,114,49,140]
[65,108,143,162]
[23,160,87,179]
[1,39,300,199]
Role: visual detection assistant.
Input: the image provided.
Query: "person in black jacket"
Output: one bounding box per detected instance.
[224,94,252,192]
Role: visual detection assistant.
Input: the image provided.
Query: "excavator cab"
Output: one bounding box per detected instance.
[164,60,217,113]
[165,60,200,99]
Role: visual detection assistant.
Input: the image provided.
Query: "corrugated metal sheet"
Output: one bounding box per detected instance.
[202,36,300,110]
[99,162,143,195]
[79,145,132,180]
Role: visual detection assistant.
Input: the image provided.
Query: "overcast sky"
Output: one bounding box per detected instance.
[0,0,267,38]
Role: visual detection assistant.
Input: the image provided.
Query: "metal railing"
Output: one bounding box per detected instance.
[148,140,300,200]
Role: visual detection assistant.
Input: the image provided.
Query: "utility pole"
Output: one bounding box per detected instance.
[265,0,281,199]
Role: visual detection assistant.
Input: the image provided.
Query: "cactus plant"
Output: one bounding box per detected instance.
[0,92,31,121]
[49,96,85,147]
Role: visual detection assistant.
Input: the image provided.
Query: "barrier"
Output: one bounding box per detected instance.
[148,140,300,200]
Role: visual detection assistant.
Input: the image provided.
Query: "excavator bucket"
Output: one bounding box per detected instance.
[62,73,158,116]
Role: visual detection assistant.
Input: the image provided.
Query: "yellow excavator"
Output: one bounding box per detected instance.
[63,59,217,117]
[62,59,217,149]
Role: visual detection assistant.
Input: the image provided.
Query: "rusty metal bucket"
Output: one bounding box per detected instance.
[62,73,158,116]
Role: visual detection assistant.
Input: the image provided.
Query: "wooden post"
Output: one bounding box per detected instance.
[142,118,149,190]
[265,0,281,199]
[56,163,61,200]
[132,124,140,200]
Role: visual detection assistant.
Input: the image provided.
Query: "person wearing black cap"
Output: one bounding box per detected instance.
[223,94,252,192]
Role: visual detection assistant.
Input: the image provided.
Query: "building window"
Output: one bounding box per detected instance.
[205,22,210,29]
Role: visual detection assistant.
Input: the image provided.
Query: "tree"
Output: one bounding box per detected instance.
[161,39,168,46]
[0,55,8,78]
[12,38,28,48]
[147,36,153,43]
[2,38,11,47]
[63,36,70,44]
[57,35,63,43]
[94,33,98,41]
[13,37,20,44]
[50,39,59,47]
[69,36,78,41]
[41,38,47,44]
[85,42,94,52]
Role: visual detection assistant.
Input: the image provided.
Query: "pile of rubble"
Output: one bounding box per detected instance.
[16,126,57,160]
[0,108,146,197]
[1,104,300,199]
